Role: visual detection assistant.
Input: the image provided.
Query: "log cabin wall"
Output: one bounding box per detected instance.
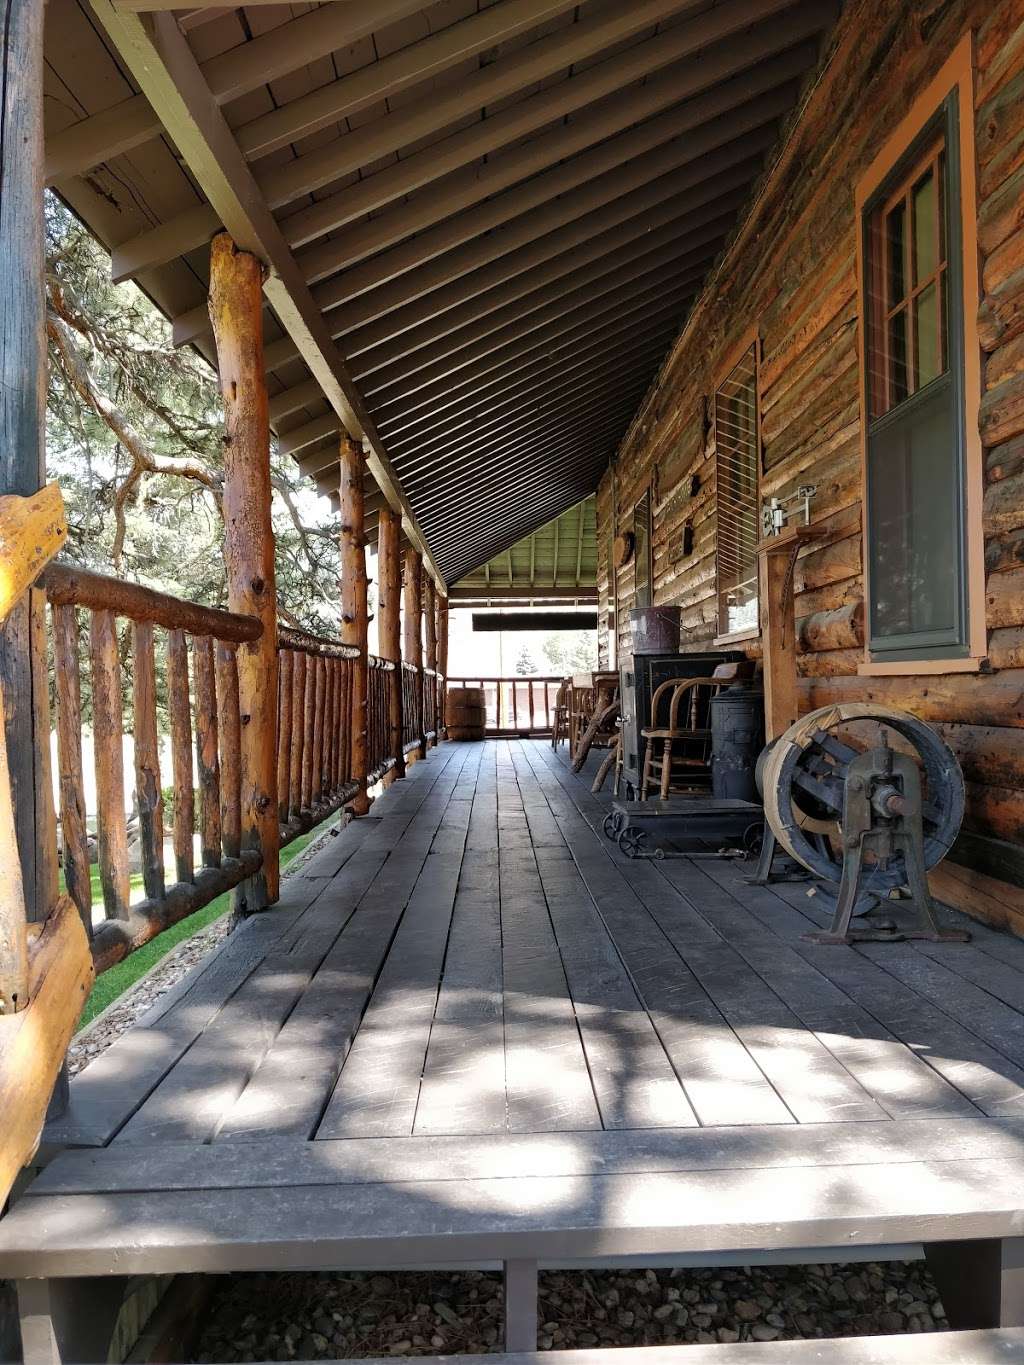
[596,0,1024,885]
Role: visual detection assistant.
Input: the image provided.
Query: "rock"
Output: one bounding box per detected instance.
[734,1298,761,1321]
[751,1325,782,1342]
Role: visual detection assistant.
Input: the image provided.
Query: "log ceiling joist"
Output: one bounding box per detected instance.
[45,0,841,582]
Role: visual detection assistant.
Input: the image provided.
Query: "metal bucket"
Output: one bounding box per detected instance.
[629,606,681,655]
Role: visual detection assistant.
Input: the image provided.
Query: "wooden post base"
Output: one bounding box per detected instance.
[18,1276,127,1365]
[925,1238,1024,1328]
[503,1258,538,1352]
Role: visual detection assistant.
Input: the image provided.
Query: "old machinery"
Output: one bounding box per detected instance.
[760,703,969,945]
[760,484,817,539]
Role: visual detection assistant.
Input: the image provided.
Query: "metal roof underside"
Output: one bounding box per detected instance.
[454,496,597,600]
[41,0,841,586]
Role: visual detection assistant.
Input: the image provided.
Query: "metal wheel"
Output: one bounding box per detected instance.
[617,826,647,859]
[603,811,624,840]
[761,703,964,897]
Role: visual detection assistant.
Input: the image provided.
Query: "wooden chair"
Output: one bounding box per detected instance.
[550,679,570,749]
[640,674,726,801]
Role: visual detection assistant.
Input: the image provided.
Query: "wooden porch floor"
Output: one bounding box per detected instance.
[48,737,1024,1148]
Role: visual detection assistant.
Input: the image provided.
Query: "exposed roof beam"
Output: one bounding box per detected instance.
[361,237,722,403]
[449,585,598,603]
[282,0,806,254]
[89,1,445,588]
[395,352,660,491]
[268,378,323,424]
[296,17,823,285]
[575,505,586,588]
[381,289,693,452]
[318,111,782,332]
[372,276,698,436]
[390,331,677,472]
[235,0,583,162]
[49,0,427,185]
[404,383,652,504]
[342,158,759,363]
[172,130,762,353]
[258,0,706,216]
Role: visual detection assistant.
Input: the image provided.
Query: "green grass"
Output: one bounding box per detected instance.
[76,826,325,1031]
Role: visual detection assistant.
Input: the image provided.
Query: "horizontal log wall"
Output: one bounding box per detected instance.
[596,0,1024,881]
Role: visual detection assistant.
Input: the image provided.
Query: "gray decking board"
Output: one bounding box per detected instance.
[9,1153,1024,1277]
[25,738,1024,1289]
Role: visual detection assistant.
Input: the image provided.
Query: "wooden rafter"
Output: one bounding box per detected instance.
[87,1,445,588]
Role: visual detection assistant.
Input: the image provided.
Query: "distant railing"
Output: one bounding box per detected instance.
[277,628,360,848]
[367,655,397,784]
[43,562,265,974]
[401,659,423,755]
[423,666,438,744]
[447,676,563,735]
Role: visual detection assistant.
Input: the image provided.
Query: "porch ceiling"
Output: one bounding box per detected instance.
[452,495,598,602]
[42,0,841,586]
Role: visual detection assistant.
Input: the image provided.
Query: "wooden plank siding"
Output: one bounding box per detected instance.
[596,0,1024,891]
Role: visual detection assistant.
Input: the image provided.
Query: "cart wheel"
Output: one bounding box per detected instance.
[743,821,765,855]
[618,827,647,859]
[602,812,618,839]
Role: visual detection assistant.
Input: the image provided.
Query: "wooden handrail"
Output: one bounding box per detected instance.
[279,625,359,659]
[42,562,261,643]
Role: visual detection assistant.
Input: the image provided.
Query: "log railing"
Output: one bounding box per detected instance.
[42,563,266,975]
[277,628,360,848]
[401,659,424,755]
[447,676,563,736]
[366,655,397,785]
[423,666,438,744]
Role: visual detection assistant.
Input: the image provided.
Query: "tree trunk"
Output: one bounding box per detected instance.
[339,436,370,813]
[0,0,58,963]
[377,504,405,785]
[208,233,279,910]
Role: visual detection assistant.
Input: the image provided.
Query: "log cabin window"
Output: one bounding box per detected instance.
[715,343,760,635]
[633,490,652,610]
[861,94,970,659]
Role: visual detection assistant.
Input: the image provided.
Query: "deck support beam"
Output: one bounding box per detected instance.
[208,232,279,910]
[503,1259,538,1351]
[0,0,59,990]
[403,547,424,762]
[377,504,405,787]
[437,593,449,740]
[340,435,370,814]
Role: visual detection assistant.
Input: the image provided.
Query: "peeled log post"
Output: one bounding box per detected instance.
[90,610,130,921]
[52,604,90,932]
[208,232,279,911]
[437,594,449,739]
[132,621,165,903]
[289,649,306,821]
[340,436,371,813]
[193,635,221,869]
[377,504,405,785]
[217,643,242,860]
[276,649,293,823]
[0,0,59,993]
[167,629,194,886]
[404,548,424,761]
[424,575,437,748]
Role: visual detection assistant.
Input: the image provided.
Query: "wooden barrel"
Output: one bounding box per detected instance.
[447,686,486,740]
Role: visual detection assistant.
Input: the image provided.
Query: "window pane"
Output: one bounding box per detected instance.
[715,346,759,635]
[886,202,906,304]
[869,381,958,641]
[889,307,908,404]
[912,166,937,283]
[913,281,941,388]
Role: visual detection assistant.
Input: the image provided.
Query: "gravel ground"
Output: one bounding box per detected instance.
[67,821,342,1077]
[190,1263,946,1360]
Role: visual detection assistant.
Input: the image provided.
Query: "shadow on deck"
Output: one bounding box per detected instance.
[6,739,1024,1351]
